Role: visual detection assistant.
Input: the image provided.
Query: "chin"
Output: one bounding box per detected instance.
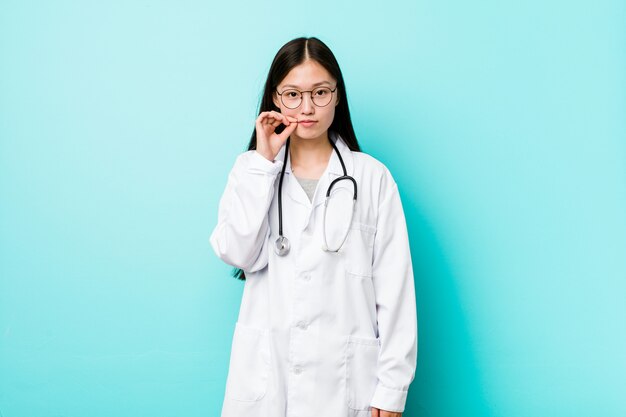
[296,133,318,140]
[295,127,325,140]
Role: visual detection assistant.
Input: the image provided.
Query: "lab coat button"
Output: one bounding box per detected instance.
[293,365,303,374]
[301,273,311,281]
[296,321,308,330]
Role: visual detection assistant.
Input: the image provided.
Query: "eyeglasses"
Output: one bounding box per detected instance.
[276,86,337,109]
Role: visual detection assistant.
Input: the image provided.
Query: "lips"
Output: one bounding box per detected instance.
[298,120,317,127]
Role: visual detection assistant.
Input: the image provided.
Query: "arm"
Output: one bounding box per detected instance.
[209,150,283,272]
[370,173,418,413]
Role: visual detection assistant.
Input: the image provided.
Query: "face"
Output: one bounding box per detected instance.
[273,59,339,141]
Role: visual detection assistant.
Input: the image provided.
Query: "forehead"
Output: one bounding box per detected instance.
[278,60,336,89]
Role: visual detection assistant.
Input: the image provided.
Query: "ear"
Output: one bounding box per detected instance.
[272,91,281,109]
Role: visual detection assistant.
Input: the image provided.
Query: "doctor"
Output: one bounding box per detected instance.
[210,37,417,417]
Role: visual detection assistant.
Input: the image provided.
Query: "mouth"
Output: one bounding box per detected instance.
[298,120,317,127]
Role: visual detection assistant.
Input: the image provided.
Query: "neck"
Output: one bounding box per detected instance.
[289,132,333,173]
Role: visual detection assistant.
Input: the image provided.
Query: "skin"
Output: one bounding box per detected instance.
[372,407,402,417]
[256,59,338,180]
[255,59,403,417]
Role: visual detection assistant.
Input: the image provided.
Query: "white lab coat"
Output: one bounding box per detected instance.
[209,132,417,417]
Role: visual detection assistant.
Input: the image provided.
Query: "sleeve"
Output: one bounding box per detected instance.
[209,150,283,272]
[369,172,418,413]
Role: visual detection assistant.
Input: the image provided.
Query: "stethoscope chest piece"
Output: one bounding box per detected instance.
[275,236,290,256]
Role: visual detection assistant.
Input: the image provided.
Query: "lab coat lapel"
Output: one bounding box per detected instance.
[274,140,311,208]
[311,133,354,211]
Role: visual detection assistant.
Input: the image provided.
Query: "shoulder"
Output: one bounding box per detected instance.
[350,150,399,208]
[231,149,284,175]
[351,150,397,189]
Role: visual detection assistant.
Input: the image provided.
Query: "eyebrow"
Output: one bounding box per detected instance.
[281,81,333,89]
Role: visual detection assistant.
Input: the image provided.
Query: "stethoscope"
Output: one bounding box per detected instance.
[274,135,357,256]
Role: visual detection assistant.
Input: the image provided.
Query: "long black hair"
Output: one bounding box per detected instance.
[233,36,361,281]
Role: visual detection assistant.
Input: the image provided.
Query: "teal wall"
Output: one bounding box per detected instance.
[1,1,624,416]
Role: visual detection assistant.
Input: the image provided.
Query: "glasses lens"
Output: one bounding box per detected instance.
[281,89,301,109]
[311,87,333,107]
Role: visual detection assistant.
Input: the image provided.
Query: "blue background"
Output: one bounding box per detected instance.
[1,1,625,416]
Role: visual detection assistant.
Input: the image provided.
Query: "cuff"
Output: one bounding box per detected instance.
[247,150,284,175]
[370,382,408,413]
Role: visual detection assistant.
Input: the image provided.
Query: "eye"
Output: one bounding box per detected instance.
[285,90,300,98]
[314,88,329,97]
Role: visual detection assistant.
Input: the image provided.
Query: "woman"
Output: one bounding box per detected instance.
[210,37,417,417]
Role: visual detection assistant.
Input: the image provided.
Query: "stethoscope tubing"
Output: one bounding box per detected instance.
[274,135,357,256]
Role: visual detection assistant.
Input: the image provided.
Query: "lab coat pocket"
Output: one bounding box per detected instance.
[345,335,380,410]
[225,322,270,402]
[343,222,376,278]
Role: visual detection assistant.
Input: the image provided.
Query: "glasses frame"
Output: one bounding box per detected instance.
[275,86,338,109]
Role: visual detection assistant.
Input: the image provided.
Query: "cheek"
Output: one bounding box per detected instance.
[280,106,299,117]
[321,107,336,125]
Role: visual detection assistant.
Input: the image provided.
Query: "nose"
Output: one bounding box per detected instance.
[300,92,314,114]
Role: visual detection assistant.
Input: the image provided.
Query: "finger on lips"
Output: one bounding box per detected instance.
[256,112,299,129]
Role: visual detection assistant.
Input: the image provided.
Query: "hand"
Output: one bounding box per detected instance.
[371,406,402,417]
[255,110,298,161]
